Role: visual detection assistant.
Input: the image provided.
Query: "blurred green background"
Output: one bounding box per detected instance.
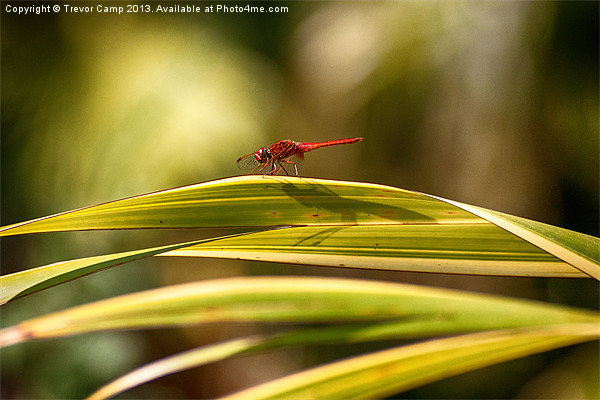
[1,1,598,399]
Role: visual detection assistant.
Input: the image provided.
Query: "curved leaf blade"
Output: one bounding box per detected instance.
[2,276,596,347]
[0,233,263,305]
[85,319,600,400]
[222,325,600,400]
[163,224,582,277]
[1,176,595,278]
[87,336,264,400]
[437,198,600,279]
[0,219,584,307]
[0,176,481,236]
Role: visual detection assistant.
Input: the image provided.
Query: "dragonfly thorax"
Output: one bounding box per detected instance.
[237,137,362,175]
[254,147,271,163]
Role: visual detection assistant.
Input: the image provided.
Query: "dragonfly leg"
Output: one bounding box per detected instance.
[278,160,292,175]
[264,160,279,175]
[280,159,298,176]
[267,160,287,175]
[254,161,271,175]
[250,164,262,174]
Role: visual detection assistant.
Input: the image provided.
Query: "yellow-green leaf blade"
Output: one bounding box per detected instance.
[2,276,596,347]
[87,336,264,400]
[437,197,600,279]
[0,176,481,236]
[222,325,600,400]
[0,234,257,305]
[163,224,582,277]
[2,176,594,277]
[0,217,584,306]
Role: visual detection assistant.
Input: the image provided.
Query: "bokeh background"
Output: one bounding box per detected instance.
[1,1,598,398]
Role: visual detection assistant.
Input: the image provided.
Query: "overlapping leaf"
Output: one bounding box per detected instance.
[1,176,469,234]
[1,177,596,296]
[436,197,600,279]
[162,224,582,277]
[86,322,600,400]
[0,233,265,304]
[2,275,595,398]
[222,325,600,400]
[2,276,596,348]
[1,176,598,399]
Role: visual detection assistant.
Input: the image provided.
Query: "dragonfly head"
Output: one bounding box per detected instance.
[254,147,271,163]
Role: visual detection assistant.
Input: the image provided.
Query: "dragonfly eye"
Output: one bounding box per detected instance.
[254,148,270,163]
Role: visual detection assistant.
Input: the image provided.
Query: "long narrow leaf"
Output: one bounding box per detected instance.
[436,198,600,279]
[87,336,265,400]
[222,325,600,400]
[0,232,269,305]
[162,224,582,277]
[1,177,596,278]
[85,318,600,400]
[89,321,600,400]
[0,176,470,235]
[2,276,597,347]
[0,220,583,307]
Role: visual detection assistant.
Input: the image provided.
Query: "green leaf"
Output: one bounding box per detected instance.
[1,176,596,278]
[162,224,582,277]
[437,198,600,279]
[0,233,264,305]
[86,319,600,400]
[222,325,600,400]
[2,276,596,347]
[0,219,585,307]
[87,336,266,400]
[1,176,466,234]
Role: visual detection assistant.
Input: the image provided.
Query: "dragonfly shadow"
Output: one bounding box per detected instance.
[293,225,352,247]
[267,178,436,225]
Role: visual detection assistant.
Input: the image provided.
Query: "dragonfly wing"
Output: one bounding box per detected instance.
[236,154,260,170]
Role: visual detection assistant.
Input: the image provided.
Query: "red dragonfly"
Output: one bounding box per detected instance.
[237,137,363,176]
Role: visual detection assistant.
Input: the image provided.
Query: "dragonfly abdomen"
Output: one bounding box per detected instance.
[298,137,363,152]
